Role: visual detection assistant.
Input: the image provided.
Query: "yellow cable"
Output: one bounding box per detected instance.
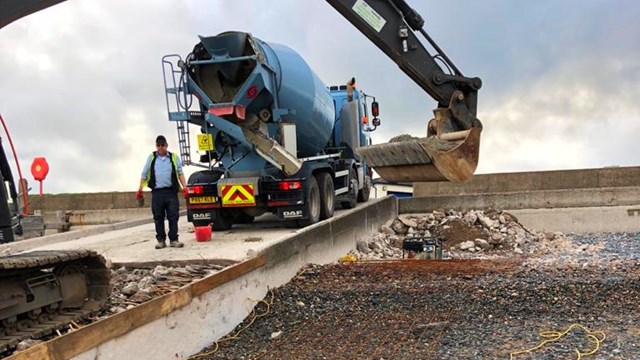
[188,290,275,359]
[510,324,606,360]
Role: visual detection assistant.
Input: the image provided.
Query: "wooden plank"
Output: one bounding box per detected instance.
[112,258,238,269]
[47,286,193,359]
[191,255,266,297]
[6,342,52,360]
[8,256,265,360]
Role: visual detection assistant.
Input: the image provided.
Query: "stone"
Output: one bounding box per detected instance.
[460,241,475,250]
[356,240,371,253]
[152,265,170,277]
[121,282,139,296]
[433,211,446,221]
[463,212,478,225]
[474,239,492,250]
[391,219,408,234]
[399,217,418,228]
[478,215,494,229]
[16,339,43,351]
[380,225,395,235]
[137,276,156,289]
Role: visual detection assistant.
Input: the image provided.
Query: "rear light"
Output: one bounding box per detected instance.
[208,106,234,117]
[208,105,245,121]
[188,185,204,195]
[371,101,379,117]
[278,181,302,191]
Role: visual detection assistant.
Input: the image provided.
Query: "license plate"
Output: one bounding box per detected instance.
[189,196,217,204]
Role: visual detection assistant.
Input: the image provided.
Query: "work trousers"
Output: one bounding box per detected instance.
[151,188,179,242]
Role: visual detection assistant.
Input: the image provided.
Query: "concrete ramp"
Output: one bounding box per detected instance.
[6,197,397,360]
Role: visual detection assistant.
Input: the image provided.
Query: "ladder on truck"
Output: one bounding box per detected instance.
[161,55,195,166]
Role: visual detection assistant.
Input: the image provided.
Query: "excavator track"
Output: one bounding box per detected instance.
[0,250,111,353]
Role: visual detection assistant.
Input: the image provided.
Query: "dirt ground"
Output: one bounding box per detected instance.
[193,257,640,359]
[431,218,489,249]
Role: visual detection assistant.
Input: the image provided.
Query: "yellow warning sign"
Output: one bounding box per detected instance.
[197,133,214,151]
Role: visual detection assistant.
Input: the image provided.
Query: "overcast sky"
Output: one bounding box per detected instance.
[1,0,639,194]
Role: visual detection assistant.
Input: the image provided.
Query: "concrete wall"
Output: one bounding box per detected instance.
[405,166,640,234]
[42,208,151,226]
[400,187,640,213]
[510,206,640,233]
[28,192,185,211]
[26,166,639,212]
[414,166,640,197]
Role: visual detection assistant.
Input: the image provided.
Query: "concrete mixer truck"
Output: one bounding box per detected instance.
[162,32,378,229]
[162,0,483,230]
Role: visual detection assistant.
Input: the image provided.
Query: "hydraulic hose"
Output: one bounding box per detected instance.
[0,113,29,215]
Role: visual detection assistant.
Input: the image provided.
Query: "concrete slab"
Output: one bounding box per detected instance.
[18,205,373,264]
[28,216,290,263]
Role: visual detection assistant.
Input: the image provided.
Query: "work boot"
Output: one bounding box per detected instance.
[155,241,167,249]
[169,240,184,248]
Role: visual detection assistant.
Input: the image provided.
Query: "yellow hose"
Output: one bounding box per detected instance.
[510,323,606,359]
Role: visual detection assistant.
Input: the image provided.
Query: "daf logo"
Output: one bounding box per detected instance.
[193,213,211,220]
[282,210,303,218]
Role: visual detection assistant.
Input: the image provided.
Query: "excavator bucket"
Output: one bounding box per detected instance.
[357,127,481,183]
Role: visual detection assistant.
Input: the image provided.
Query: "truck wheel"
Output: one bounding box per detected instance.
[298,176,321,227]
[341,168,358,209]
[212,210,233,231]
[357,174,371,203]
[316,172,334,220]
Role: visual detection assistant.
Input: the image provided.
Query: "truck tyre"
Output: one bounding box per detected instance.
[357,174,371,203]
[212,209,233,231]
[316,172,334,220]
[297,175,321,227]
[341,167,358,209]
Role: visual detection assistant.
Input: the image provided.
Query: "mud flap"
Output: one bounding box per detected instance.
[277,207,307,220]
[356,127,481,183]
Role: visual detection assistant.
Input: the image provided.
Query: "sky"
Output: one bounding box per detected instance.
[1,0,639,194]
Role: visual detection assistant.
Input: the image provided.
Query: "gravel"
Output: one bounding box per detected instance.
[102,264,223,315]
[189,210,640,360]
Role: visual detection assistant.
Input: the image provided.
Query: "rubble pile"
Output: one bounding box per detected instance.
[104,264,223,314]
[354,208,575,260]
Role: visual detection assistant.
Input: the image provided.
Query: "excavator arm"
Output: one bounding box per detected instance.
[0,0,66,29]
[326,0,483,182]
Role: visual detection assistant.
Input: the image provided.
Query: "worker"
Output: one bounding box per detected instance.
[136,135,189,249]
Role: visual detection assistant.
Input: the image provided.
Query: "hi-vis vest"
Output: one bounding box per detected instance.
[143,151,181,191]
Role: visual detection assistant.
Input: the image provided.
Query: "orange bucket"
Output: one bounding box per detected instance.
[194,226,212,242]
